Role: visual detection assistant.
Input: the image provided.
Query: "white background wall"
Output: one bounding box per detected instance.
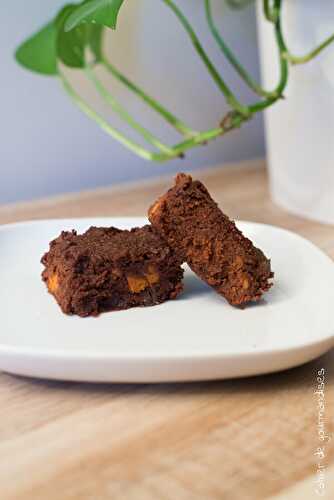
[1,0,264,204]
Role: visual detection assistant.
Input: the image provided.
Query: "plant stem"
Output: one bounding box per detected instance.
[205,0,274,98]
[101,55,196,137]
[162,0,250,116]
[225,0,254,9]
[59,69,227,162]
[58,69,250,162]
[272,0,289,95]
[263,0,272,21]
[85,64,175,155]
[58,69,171,161]
[263,0,278,23]
[172,127,224,155]
[283,33,334,65]
[172,114,247,156]
[249,0,288,113]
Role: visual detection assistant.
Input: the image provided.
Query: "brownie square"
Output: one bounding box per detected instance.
[41,225,184,317]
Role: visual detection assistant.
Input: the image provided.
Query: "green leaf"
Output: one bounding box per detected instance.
[56,5,87,68]
[15,22,57,76]
[64,0,125,32]
[88,24,104,62]
[56,5,105,68]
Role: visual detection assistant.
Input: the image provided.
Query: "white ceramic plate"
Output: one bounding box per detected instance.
[0,217,333,383]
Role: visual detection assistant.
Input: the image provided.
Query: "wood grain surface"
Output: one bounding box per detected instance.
[0,159,333,500]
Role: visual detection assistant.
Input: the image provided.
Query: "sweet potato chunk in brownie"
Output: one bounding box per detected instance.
[149,173,273,306]
[41,226,183,317]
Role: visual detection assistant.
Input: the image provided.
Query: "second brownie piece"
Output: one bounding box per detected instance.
[149,173,273,306]
[41,225,184,317]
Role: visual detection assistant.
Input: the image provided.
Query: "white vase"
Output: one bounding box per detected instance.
[256,0,334,224]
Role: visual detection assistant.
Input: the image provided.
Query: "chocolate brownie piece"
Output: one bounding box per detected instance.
[41,225,184,317]
[148,173,273,306]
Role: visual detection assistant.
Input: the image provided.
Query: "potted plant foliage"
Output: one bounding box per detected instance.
[16,0,334,222]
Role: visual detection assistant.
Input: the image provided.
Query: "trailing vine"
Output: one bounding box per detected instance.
[15,0,334,162]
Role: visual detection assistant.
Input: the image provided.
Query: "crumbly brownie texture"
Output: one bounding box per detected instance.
[148,173,273,306]
[41,225,184,317]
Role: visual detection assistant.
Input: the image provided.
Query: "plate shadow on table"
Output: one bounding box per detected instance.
[5,348,333,399]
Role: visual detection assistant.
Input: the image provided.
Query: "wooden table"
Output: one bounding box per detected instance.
[0,160,333,500]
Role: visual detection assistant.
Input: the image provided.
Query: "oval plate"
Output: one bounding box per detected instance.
[0,217,333,383]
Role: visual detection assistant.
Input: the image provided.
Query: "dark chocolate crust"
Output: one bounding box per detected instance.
[148,173,273,306]
[41,225,184,317]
